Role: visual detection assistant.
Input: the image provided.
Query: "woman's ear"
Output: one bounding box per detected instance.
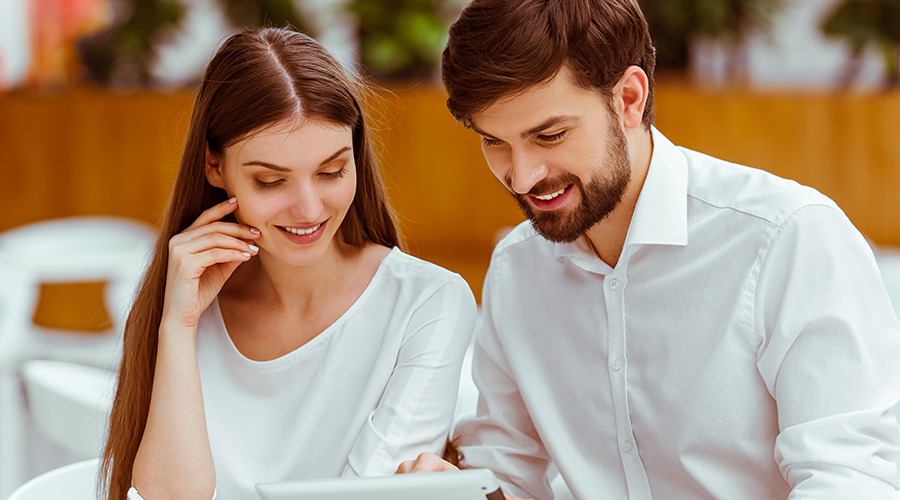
[614,65,649,130]
[205,146,226,188]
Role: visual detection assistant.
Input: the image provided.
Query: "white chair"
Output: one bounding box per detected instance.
[874,246,900,318]
[21,360,117,459]
[872,246,900,471]
[0,216,154,497]
[7,458,100,500]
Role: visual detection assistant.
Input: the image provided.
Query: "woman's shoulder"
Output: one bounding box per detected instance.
[380,247,471,290]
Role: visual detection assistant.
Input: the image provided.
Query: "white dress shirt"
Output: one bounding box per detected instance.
[454,128,900,499]
[129,248,476,500]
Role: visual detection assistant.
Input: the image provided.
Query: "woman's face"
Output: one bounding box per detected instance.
[206,119,357,268]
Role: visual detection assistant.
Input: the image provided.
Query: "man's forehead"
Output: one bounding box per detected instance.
[468,69,600,138]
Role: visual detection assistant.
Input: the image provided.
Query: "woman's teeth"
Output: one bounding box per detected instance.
[535,187,566,201]
[282,224,321,235]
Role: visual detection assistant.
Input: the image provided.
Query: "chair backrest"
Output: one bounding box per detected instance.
[21,359,116,459]
[7,458,100,500]
[0,216,153,498]
[0,216,156,340]
[874,248,900,317]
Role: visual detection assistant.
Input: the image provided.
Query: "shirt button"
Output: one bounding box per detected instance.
[611,358,622,371]
[608,279,620,290]
[622,440,633,452]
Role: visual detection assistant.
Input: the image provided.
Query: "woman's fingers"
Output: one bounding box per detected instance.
[185,196,239,230]
[170,217,259,251]
[172,231,258,258]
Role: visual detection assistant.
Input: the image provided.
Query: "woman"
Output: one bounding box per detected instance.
[100,27,476,500]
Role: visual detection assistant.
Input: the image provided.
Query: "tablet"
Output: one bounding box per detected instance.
[255,469,505,500]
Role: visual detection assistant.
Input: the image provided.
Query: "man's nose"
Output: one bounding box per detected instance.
[508,150,549,195]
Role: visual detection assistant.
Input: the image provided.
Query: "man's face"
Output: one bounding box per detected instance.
[469,67,632,243]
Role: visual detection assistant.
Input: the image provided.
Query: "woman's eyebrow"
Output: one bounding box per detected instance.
[317,146,351,166]
[242,146,352,171]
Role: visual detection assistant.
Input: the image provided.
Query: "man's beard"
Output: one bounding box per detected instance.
[510,122,632,243]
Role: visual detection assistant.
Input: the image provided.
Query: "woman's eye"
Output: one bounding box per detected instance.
[481,136,503,147]
[320,168,347,180]
[253,179,284,189]
[539,131,567,143]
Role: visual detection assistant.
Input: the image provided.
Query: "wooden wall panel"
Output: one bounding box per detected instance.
[1,84,898,311]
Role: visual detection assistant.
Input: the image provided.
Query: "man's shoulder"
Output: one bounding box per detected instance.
[681,147,840,228]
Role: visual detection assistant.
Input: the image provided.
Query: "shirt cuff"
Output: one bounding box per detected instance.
[128,486,217,499]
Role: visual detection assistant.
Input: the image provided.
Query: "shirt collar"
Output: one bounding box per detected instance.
[553,126,688,272]
[625,126,688,248]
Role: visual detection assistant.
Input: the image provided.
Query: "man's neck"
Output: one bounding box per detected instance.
[584,127,654,268]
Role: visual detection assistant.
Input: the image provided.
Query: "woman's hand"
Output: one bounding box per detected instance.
[161,197,260,332]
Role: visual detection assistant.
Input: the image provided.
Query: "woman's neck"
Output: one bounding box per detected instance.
[225,239,357,311]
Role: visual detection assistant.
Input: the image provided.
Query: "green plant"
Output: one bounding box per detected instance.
[345,0,456,80]
[78,0,186,85]
[639,0,781,69]
[216,0,314,35]
[821,0,900,86]
[78,0,313,86]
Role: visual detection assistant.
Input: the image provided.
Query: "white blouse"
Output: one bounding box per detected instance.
[130,247,476,500]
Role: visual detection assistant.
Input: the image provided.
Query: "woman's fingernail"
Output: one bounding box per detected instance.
[250,227,260,234]
[242,251,252,258]
[248,244,259,252]
[228,196,237,203]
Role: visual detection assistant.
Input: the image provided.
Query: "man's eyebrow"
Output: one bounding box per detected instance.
[470,115,578,141]
[469,123,496,139]
[522,115,578,139]
[242,146,352,171]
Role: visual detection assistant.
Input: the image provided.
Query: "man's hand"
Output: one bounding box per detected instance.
[395,452,459,473]
[395,453,529,500]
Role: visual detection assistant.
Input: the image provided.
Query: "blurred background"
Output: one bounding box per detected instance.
[1,0,899,298]
[0,0,899,497]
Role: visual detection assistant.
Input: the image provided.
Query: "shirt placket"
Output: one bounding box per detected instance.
[604,271,653,499]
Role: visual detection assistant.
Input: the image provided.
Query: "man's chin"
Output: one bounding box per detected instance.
[529,217,585,244]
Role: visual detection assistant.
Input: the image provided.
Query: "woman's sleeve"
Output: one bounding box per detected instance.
[342,274,477,477]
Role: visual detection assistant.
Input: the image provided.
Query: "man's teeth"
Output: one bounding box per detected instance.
[535,187,566,201]
[283,224,321,235]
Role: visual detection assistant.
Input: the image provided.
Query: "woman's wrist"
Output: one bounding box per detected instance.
[158,314,200,344]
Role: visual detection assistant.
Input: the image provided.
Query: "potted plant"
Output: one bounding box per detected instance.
[639,0,782,83]
[344,0,458,81]
[821,0,900,87]
[77,0,313,87]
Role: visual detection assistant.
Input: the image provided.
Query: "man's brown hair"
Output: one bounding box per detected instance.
[441,0,656,128]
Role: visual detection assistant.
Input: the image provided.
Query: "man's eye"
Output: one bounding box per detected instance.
[539,131,567,143]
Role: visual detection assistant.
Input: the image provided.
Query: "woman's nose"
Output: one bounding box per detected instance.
[287,183,323,222]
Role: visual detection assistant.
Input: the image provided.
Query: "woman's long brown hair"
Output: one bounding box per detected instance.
[99,27,402,499]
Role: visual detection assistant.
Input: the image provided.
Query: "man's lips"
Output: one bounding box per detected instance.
[528,184,573,210]
[532,186,567,201]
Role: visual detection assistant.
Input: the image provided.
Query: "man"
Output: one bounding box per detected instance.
[397,0,900,498]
